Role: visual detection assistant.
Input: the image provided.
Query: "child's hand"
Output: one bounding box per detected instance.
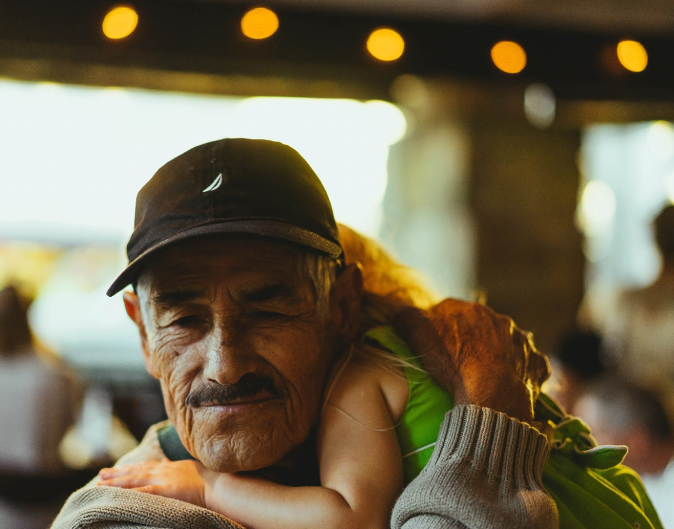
[97,459,210,508]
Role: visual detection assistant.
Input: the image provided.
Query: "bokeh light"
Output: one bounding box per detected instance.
[524,83,556,129]
[367,28,405,62]
[578,180,616,237]
[646,121,674,161]
[241,7,279,40]
[102,6,138,40]
[491,41,527,74]
[616,40,648,72]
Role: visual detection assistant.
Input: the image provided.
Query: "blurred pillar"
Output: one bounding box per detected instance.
[470,119,584,353]
[386,77,584,353]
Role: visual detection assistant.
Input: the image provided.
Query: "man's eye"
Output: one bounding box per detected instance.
[172,315,203,327]
[254,311,284,320]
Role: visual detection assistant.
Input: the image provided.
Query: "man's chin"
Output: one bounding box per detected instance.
[188,404,296,473]
[196,434,293,473]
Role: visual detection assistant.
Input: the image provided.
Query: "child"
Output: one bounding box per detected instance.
[98,225,453,529]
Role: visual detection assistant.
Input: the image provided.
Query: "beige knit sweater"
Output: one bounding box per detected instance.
[51,406,558,529]
[52,486,242,529]
[391,405,558,529]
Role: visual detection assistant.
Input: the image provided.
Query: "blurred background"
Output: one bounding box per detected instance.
[2,0,674,526]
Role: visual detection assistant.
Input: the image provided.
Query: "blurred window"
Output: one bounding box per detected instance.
[0,79,406,242]
[580,122,674,290]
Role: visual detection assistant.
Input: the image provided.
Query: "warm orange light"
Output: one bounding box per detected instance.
[491,41,527,74]
[241,7,279,40]
[617,40,648,72]
[367,28,405,62]
[102,6,138,40]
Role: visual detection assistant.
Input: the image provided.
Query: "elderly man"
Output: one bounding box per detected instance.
[52,139,661,529]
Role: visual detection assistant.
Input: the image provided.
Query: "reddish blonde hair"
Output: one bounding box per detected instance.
[338,223,438,335]
[322,225,438,411]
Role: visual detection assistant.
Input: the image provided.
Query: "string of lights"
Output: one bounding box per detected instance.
[99,4,649,75]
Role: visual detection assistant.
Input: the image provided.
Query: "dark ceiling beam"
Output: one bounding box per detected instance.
[193,0,674,36]
[0,0,673,101]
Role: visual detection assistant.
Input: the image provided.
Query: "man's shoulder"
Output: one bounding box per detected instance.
[114,420,169,467]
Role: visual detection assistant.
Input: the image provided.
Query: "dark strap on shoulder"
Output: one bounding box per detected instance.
[157,423,196,461]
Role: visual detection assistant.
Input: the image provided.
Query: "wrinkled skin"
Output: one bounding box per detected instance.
[123,237,361,473]
[394,299,551,424]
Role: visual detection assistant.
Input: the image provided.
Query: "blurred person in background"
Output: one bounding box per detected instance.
[574,376,674,528]
[603,205,674,406]
[0,285,81,528]
[547,330,606,412]
[0,285,78,474]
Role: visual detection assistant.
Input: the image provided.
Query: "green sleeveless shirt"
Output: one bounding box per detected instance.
[363,326,454,484]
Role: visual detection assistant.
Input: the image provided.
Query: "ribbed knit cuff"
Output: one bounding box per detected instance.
[391,405,557,529]
[436,405,550,491]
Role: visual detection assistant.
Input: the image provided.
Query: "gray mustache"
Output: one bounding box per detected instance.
[185,373,282,408]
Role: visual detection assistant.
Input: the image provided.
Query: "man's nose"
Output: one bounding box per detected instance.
[203,327,257,386]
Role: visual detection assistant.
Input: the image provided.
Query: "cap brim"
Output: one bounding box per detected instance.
[106,219,343,297]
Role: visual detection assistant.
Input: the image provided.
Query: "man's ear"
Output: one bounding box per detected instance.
[330,263,364,344]
[123,291,159,379]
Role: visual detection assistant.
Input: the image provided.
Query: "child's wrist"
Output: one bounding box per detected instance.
[200,467,220,510]
[202,468,233,513]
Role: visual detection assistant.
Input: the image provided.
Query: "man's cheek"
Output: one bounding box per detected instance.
[152,342,202,428]
[254,323,326,375]
[159,369,202,454]
[254,331,329,443]
[165,367,195,412]
[151,329,204,378]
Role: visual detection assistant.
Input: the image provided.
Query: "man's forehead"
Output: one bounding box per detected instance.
[141,236,307,293]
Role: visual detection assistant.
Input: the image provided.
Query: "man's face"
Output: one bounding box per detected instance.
[125,237,346,473]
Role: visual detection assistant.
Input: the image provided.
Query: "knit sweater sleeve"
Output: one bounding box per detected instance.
[390,405,559,529]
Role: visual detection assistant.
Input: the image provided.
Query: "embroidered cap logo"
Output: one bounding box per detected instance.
[203,173,223,193]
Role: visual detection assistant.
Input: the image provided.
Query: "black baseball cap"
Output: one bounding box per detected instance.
[106,138,343,297]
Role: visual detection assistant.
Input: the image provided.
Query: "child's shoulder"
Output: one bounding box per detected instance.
[328,352,409,423]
